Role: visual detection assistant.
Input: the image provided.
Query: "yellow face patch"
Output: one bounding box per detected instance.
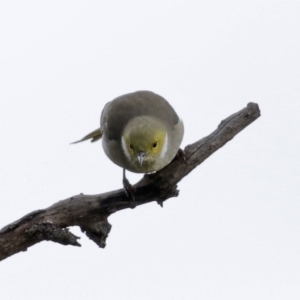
[148,130,166,156]
[121,116,168,169]
[124,129,166,158]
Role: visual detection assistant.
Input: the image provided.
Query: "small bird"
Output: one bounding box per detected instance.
[72,90,184,203]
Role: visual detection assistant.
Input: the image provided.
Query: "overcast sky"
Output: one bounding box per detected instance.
[0,1,299,299]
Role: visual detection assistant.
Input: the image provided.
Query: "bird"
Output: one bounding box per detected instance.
[72,90,184,205]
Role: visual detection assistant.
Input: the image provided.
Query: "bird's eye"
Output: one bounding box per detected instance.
[152,141,158,148]
[129,143,133,150]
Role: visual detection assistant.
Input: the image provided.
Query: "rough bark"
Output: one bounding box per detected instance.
[0,103,260,262]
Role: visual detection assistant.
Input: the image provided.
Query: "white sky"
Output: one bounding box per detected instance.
[0,1,299,299]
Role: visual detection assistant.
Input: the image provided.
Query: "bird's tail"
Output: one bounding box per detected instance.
[71,128,103,144]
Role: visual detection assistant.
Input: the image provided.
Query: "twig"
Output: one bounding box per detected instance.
[0,103,260,262]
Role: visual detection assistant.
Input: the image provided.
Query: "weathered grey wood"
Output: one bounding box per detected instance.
[0,103,260,262]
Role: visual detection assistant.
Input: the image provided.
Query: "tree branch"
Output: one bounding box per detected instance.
[0,103,260,262]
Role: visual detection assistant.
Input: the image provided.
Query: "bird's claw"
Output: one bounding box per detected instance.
[177,148,187,164]
[122,170,136,209]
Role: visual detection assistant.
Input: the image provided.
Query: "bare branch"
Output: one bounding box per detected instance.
[0,103,260,262]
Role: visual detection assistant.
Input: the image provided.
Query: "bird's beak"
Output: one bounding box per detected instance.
[137,152,147,166]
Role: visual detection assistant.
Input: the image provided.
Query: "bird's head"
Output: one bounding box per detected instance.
[121,116,168,173]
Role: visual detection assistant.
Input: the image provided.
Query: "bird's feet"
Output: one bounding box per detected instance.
[176,148,187,164]
[122,169,136,209]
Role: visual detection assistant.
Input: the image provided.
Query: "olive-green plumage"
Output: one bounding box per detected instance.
[73,90,184,174]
